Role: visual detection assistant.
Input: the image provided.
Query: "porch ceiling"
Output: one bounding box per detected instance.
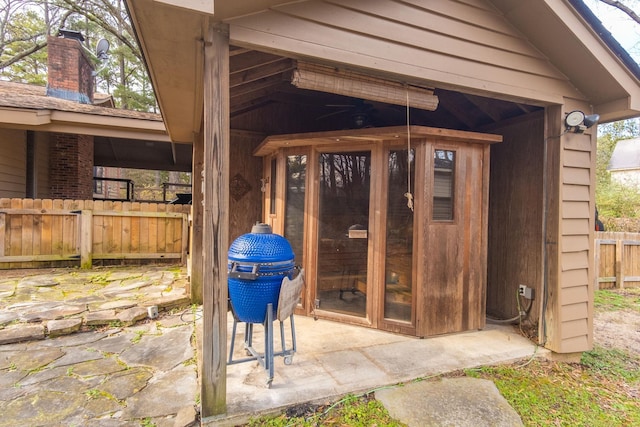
[125,0,640,144]
[94,136,192,172]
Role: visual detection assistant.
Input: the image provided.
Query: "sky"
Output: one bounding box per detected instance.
[583,0,640,63]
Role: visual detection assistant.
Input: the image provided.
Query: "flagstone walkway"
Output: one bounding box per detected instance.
[0,266,198,426]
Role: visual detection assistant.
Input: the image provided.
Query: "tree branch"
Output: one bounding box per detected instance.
[598,0,640,26]
[0,40,47,70]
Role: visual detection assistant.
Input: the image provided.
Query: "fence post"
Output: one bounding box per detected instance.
[181,212,189,266]
[615,238,623,289]
[0,213,4,257]
[80,210,93,269]
[594,236,601,291]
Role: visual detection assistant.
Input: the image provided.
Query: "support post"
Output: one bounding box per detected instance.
[80,210,93,269]
[200,22,230,418]
[190,130,204,304]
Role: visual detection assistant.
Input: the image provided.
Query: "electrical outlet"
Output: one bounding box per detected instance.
[518,285,535,300]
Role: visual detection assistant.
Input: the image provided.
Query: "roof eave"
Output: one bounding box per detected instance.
[0,106,171,142]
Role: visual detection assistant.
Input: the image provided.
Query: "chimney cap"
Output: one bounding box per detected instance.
[58,29,85,42]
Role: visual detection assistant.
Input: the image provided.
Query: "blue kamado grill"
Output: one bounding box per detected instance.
[228,223,295,323]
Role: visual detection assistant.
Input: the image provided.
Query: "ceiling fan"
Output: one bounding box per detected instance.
[315,98,378,128]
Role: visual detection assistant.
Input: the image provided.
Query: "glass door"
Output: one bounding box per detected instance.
[383,149,415,324]
[316,150,371,318]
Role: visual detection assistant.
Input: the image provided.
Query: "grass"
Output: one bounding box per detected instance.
[247,393,406,427]
[466,346,640,426]
[247,288,640,427]
[594,287,640,312]
[131,330,145,344]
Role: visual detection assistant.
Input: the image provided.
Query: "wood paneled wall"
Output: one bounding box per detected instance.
[487,112,544,321]
[229,130,265,241]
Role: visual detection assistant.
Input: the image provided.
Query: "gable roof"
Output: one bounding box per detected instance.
[609,137,640,171]
[125,0,640,144]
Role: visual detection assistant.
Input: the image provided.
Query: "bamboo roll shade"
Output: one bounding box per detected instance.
[291,62,439,111]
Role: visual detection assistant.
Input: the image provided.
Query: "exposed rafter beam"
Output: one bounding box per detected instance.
[230,75,287,101]
[230,51,285,74]
[230,58,294,88]
[463,93,504,122]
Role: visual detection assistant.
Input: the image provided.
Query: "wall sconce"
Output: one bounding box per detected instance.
[564,110,600,133]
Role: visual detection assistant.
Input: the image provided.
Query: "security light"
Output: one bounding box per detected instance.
[564,110,600,133]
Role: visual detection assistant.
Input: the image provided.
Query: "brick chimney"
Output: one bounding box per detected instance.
[47,29,95,200]
[47,29,94,104]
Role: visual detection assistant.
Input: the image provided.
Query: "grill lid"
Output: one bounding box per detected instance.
[228,223,294,264]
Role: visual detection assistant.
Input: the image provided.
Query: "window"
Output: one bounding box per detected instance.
[433,149,455,221]
[285,155,306,265]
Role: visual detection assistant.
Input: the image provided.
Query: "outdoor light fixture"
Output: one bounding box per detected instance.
[564,110,600,133]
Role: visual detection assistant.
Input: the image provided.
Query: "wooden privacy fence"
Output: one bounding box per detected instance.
[0,198,190,269]
[595,231,640,289]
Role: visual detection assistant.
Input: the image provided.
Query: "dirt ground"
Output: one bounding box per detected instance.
[594,309,640,356]
[593,289,640,356]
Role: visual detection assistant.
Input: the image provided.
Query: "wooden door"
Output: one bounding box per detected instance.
[418,142,489,336]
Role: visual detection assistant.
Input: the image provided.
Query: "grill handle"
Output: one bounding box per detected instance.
[229,262,259,280]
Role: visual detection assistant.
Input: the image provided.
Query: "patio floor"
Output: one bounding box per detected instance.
[206,313,547,426]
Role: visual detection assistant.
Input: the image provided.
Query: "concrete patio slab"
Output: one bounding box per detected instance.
[204,314,547,426]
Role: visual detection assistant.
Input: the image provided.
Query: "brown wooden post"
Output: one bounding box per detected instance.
[80,210,93,269]
[190,131,204,304]
[200,22,230,417]
[615,238,623,288]
[542,105,562,349]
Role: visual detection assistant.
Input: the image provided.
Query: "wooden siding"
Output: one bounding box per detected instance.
[0,198,190,269]
[227,0,582,104]
[0,129,27,198]
[595,232,640,289]
[558,127,594,352]
[542,101,595,354]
